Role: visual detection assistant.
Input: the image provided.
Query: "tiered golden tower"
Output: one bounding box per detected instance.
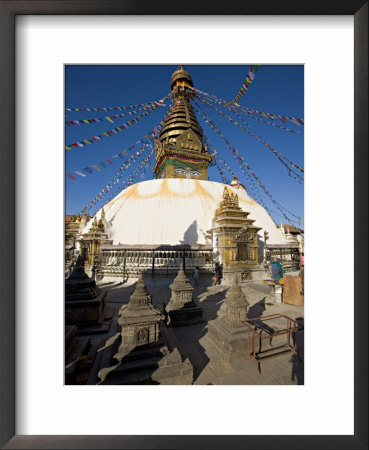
[152,66,214,180]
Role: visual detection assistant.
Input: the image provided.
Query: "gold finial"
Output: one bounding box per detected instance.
[101,207,105,219]
[170,65,193,91]
[223,187,231,200]
[222,187,239,207]
[97,219,104,231]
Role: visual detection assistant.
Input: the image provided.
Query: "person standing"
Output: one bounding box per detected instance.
[300,252,304,294]
[271,257,284,284]
[193,266,200,286]
[214,262,221,285]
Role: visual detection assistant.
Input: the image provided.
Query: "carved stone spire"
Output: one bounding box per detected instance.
[115,272,163,356]
[65,255,100,300]
[65,255,107,326]
[207,275,250,360]
[166,263,194,311]
[97,271,194,385]
[126,272,155,309]
[165,264,203,326]
[223,275,249,325]
[172,262,192,291]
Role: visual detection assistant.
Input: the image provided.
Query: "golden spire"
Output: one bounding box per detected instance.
[152,66,214,180]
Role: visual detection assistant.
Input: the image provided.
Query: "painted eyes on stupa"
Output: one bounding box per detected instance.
[175,168,201,177]
[175,168,187,175]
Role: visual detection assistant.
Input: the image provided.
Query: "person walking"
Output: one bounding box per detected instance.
[193,266,200,286]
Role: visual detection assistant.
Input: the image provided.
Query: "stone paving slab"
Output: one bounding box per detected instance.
[91,277,304,385]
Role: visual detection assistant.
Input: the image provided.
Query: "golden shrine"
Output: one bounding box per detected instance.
[212,187,261,279]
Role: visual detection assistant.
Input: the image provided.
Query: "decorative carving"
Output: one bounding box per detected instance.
[176,127,202,152]
[221,187,239,207]
[136,328,149,345]
[89,216,98,232]
[235,227,255,243]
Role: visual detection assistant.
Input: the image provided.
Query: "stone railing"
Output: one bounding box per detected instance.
[96,246,214,278]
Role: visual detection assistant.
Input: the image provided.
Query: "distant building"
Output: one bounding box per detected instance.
[278,224,304,252]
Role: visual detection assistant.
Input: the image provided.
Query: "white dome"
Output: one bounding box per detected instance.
[83,179,284,246]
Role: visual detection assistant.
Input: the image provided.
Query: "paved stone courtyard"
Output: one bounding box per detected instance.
[85,274,304,385]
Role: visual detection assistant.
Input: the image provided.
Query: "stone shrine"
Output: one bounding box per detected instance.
[212,187,262,282]
[65,325,90,384]
[116,272,163,356]
[208,276,250,361]
[65,255,107,326]
[97,273,193,384]
[165,264,203,326]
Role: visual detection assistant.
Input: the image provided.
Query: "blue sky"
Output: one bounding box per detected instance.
[65,65,304,226]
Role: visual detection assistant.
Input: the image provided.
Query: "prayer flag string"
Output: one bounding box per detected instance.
[214,158,230,184]
[67,126,160,179]
[81,142,153,213]
[66,95,169,112]
[233,103,304,126]
[65,105,160,151]
[227,65,261,105]
[79,104,173,212]
[191,87,304,128]
[66,103,166,127]
[229,105,303,135]
[204,133,273,214]
[196,96,304,181]
[193,103,302,224]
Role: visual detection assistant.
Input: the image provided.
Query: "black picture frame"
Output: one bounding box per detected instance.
[0,1,367,449]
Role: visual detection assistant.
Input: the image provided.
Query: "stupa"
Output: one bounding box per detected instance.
[77,66,288,281]
[97,273,193,384]
[166,264,203,326]
[65,255,107,326]
[207,276,250,361]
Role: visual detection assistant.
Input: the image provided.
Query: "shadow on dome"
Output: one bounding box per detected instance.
[180,220,198,245]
